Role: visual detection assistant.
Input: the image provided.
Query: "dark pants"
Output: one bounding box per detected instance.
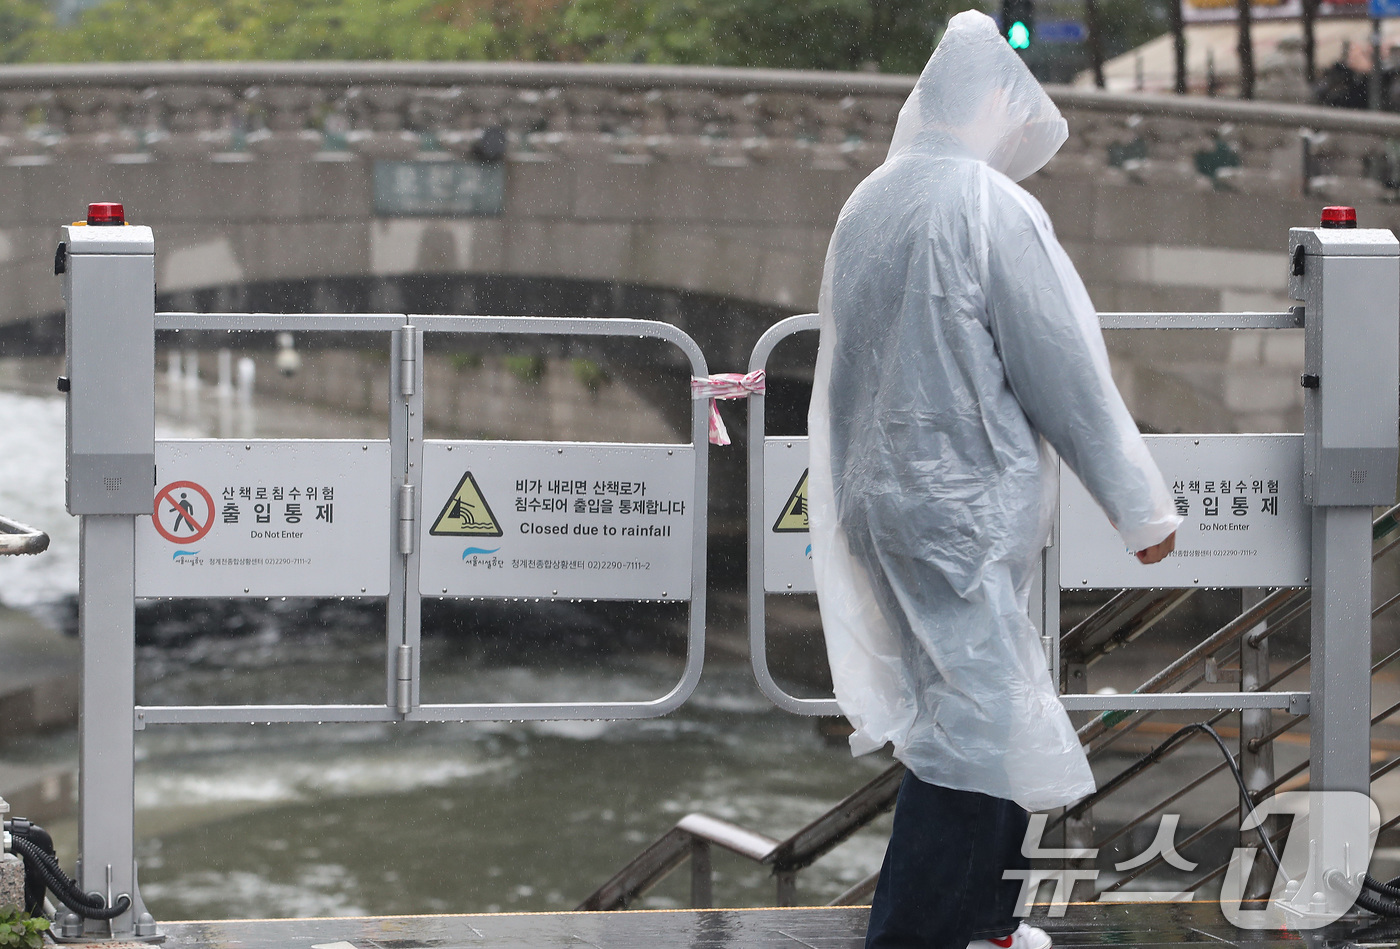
[866,772,1031,949]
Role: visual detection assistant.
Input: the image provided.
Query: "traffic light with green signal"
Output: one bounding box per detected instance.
[1001,0,1034,49]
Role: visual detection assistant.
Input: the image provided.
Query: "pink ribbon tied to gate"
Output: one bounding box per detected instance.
[691,370,766,446]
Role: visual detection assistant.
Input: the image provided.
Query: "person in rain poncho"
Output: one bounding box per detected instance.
[807,11,1181,949]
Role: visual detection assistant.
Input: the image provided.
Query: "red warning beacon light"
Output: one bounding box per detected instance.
[1320,206,1357,229]
[85,202,124,226]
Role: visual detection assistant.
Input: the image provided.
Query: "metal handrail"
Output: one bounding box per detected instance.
[579,762,905,910]
[1081,608,1314,761]
[1061,589,1196,669]
[1117,695,1400,899]
[1061,590,1169,656]
[1076,504,1400,899]
[1072,647,1314,838]
[0,514,48,555]
[766,763,906,874]
[1075,501,1400,749]
[577,814,781,911]
[830,870,881,907]
[1086,622,1373,855]
[1075,588,1307,745]
[585,502,1400,910]
[1063,505,1400,821]
[1085,636,1304,760]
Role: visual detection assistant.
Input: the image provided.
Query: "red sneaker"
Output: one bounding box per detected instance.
[967,922,1052,949]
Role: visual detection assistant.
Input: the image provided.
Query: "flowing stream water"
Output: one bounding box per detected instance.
[2,355,1359,921]
[0,377,898,920]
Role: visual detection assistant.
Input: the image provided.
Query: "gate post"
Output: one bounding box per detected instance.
[60,203,157,939]
[1291,207,1398,918]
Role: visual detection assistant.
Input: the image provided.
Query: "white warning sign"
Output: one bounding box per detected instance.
[136,440,392,598]
[1059,434,1309,589]
[764,438,815,593]
[418,440,696,600]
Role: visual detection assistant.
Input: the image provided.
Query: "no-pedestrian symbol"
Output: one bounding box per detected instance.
[429,471,503,537]
[772,469,809,533]
[153,480,215,544]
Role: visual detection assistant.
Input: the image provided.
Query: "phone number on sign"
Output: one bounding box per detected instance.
[208,557,313,566]
[511,559,652,570]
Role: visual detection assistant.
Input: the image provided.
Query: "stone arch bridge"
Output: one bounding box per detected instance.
[3,61,1400,451]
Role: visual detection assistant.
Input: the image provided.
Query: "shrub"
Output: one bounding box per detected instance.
[0,910,50,949]
[503,354,546,384]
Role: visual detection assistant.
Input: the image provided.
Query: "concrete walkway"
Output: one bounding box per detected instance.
[140,902,1384,949]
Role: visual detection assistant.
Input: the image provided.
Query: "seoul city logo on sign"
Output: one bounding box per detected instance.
[152,480,215,556]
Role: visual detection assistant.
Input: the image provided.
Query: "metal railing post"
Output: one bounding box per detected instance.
[1239,588,1278,900]
[775,870,797,907]
[689,839,712,908]
[1059,507,1094,868]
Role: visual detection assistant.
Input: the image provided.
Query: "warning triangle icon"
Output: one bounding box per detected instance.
[429,471,503,537]
[772,469,810,533]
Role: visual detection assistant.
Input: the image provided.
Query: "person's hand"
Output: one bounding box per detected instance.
[1136,531,1176,565]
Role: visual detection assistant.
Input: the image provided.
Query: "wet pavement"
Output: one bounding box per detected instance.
[145,902,1400,949]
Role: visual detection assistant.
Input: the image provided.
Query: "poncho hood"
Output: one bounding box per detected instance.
[886,9,1068,181]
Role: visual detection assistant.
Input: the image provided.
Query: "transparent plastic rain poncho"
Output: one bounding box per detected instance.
[808,10,1181,812]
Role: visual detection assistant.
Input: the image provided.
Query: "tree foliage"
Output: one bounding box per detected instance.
[1096,0,1169,61]
[32,0,488,61]
[0,910,49,949]
[0,0,48,62]
[15,0,967,71]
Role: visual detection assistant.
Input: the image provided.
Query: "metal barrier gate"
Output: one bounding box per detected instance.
[53,204,1400,937]
[748,311,1317,718]
[58,210,710,940]
[748,215,1399,926]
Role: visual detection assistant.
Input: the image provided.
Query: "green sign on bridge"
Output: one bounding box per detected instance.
[372,160,506,217]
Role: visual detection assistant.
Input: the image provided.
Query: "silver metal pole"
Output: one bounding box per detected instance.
[1291,216,1399,922]
[1370,17,1384,111]
[61,213,158,941]
[76,516,148,937]
[1307,505,1374,920]
[1240,588,1277,899]
[1308,506,1374,792]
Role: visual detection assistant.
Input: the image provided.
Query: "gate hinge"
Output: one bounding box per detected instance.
[398,482,416,555]
[400,325,418,398]
[396,644,414,715]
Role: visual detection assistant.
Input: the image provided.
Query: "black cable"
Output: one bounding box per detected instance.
[1355,885,1400,918]
[1163,723,1289,878]
[1157,722,1400,916]
[1344,916,1400,943]
[9,836,132,920]
[1365,873,1400,901]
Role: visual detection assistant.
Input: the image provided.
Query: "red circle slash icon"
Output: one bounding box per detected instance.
[153,481,215,544]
